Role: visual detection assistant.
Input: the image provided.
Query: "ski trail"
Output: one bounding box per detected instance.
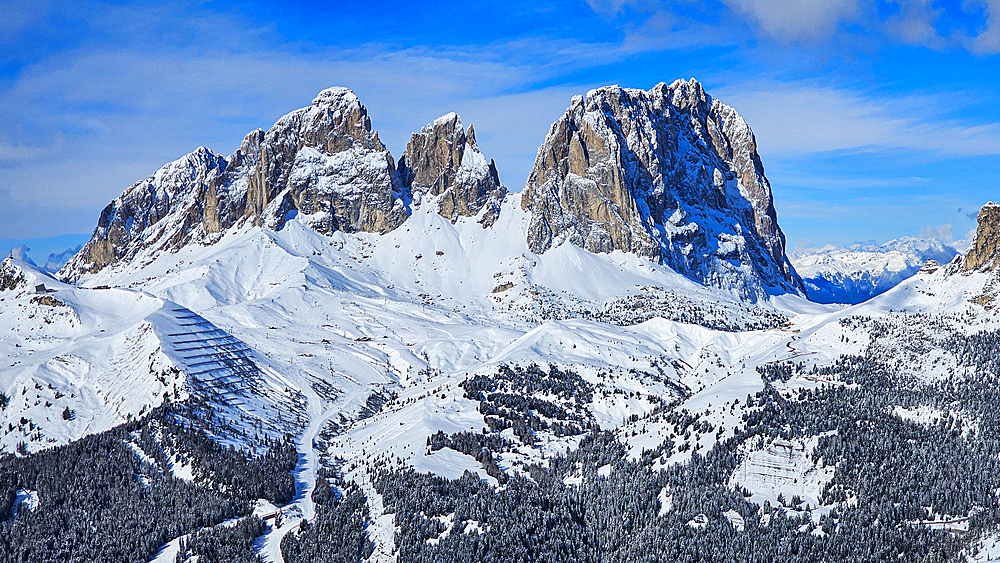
[357,467,397,563]
[258,369,340,563]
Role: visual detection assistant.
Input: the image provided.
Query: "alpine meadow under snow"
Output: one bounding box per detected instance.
[4,81,1000,563]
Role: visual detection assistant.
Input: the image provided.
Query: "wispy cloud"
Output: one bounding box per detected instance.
[721,0,860,41]
[715,81,1000,157]
[584,0,1000,53]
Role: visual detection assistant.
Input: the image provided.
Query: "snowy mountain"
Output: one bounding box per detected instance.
[398,112,506,227]
[60,88,413,282]
[62,80,803,303]
[41,244,82,272]
[522,79,804,300]
[791,236,960,304]
[5,83,1000,563]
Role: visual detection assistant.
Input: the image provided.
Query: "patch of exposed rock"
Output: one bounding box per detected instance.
[521,79,803,300]
[398,112,505,227]
[64,147,232,276]
[0,258,27,292]
[964,202,1000,271]
[61,88,409,281]
[247,87,408,234]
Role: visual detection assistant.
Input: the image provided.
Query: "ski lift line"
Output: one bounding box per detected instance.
[178,321,214,327]
[171,308,192,312]
[182,348,252,361]
[174,342,250,354]
[186,357,255,368]
[191,358,255,369]
[177,341,250,353]
[174,314,203,320]
[188,363,262,376]
[188,366,233,377]
[198,375,248,385]
[173,342,244,352]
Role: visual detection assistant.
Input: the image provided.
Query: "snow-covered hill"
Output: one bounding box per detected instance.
[6,82,1000,563]
[791,237,959,304]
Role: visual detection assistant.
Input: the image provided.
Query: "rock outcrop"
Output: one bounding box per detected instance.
[245,87,408,234]
[521,79,803,300]
[0,258,27,292]
[398,113,505,227]
[964,202,1000,271]
[65,147,233,276]
[61,88,409,280]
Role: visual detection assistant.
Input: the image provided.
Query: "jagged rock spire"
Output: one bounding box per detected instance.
[521,79,804,300]
[398,112,506,227]
[964,202,1000,271]
[61,88,409,280]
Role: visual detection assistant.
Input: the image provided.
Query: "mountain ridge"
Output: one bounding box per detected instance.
[61,80,803,302]
[792,236,960,304]
[521,79,803,300]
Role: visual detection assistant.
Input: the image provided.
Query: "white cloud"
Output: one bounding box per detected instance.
[884,0,946,48]
[720,0,859,41]
[0,140,57,163]
[715,81,1000,157]
[583,0,635,15]
[917,224,954,241]
[969,0,1000,54]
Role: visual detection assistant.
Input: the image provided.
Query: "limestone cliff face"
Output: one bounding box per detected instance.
[964,202,1000,271]
[65,147,232,276]
[521,79,803,300]
[61,88,409,280]
[397,113,505,227]
[246,87,408,234]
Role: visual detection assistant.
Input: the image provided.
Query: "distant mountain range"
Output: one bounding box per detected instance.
[791,237,961,304]
[5,244,83,273]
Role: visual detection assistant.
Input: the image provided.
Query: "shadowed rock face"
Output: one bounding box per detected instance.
[397,113,505,227]
[964,203,1000,271]
[521,79,803,300]
[61,88,409,281]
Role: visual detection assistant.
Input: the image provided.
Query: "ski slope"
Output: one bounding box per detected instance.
[4,194,1000,562]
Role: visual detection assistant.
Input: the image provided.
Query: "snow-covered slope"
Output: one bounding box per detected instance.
[0,258,178,454]
[5,191,828,455]
[9,188,1000,563]
[0,257,307,456]
[13,81,1000,563]
[791,237,959,304]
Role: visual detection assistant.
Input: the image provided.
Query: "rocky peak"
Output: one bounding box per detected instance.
[521,79,803,300]
[244,87,406,232]
[0,258,27,292]
[62,146,231,278]
[61,87,409,281]
[964,202,1000,271]
[398,112,505,227]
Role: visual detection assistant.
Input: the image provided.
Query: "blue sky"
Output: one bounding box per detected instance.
[2,0,999,262]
